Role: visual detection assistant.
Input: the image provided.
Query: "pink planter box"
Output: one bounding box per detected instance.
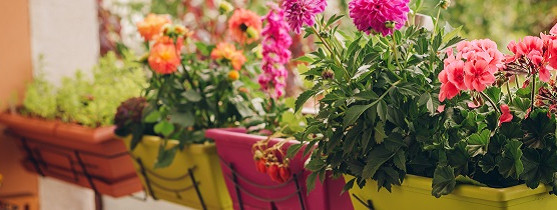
[206,128,353,210]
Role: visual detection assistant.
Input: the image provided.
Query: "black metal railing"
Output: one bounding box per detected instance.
[132,157,207,210]
[218,157,306,210]
[5,130,132,210]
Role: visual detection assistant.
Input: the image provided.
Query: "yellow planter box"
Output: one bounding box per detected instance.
[123,136,232,210]
[346,174,557,210]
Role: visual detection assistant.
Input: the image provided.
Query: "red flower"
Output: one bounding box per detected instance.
[446,60,467,90]
[499,104,513,126]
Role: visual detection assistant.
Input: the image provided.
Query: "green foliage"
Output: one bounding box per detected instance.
[22,51,146,127]
[295,12,464,193]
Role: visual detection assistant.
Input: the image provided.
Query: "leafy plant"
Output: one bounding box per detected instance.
[286,0,473,195]
[22,51,146,127]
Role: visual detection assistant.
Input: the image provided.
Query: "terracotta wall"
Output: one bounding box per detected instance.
[0,0,38,202]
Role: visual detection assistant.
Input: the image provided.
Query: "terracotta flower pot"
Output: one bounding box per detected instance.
[205,128,353,210]
[0,112,142,197]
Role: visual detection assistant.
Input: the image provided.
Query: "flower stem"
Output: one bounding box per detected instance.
[390,35,404,80]
[480,91,501,114]
[530,75,536,113]
[310,26,350,81]
[506,82,513,104]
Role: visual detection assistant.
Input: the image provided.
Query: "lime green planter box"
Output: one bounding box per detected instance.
[345,175,557,210]
[123,136,232,210]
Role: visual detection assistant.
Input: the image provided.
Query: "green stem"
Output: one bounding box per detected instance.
[515,75,520,89]
[530,75,536,114]
[310,26,350,81]
[480,91,501,114]
[390,35,404,80]
[506,82,513,104]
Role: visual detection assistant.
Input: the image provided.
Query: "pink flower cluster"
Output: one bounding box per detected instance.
[506,24,557,82]
[348,0,410,36]
[439,39,504,101]
[283,0,327,34]
[259,7,293,98]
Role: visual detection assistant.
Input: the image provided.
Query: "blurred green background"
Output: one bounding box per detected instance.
[420,0,557,50]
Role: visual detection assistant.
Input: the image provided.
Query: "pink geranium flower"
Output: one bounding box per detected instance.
[464,60,496,92]
[499,104,513,126]
[446,60,467,90]
[438,70,460,102]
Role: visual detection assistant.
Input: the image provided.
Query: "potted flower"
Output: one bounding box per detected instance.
[0,51,145,197]
[291,0,557,209]
[114,7,264,209]
[205,3,353,209]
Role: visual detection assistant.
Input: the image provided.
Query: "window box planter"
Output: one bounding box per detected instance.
[205,128,352,210]
[345,174,557,210]
[0,112,142,197]
[121,135,232,210]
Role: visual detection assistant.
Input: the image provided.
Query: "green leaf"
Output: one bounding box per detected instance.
[351,65,374,80]
[393,150,406,172]
[521,109,556,149]
[374,121,387,144]
[182,89,202,102]
[286,143,303,159]
[154,146,177,168]
[306,172,318,193]
[362,145,396,179]
[154,121,175,137]
[169,111,194,127]
[520,148,557,189]
[343,103,374,128]
[467,129,490,157]
[455,175,487,187]
[295,89,317,112]
[498,140,524,179]
[144,110,161,123]
[377,100,388,121]
[342,178,356,193]
[484,87,502,103]
[432,165,456,198]
[295,56,314,63]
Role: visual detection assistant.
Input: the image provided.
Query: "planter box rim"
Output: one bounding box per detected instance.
[205,128,302,145]
[351,174,549,202]
[0,112,115,144]
[121,135,217,154]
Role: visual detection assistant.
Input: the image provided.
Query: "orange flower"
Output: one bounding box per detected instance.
[148,36,183,74]
[211,43,246,70]
[228,70,240,80]
[137,14,172,41]
[228,9,262,44]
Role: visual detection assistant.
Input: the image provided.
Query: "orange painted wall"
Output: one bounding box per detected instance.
[0,0,38,199]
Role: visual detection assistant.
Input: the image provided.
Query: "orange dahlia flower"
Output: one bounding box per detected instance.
[228,9,262,44]
[211,42,246,70]
[148,36,183,74]
[137,14,172,41]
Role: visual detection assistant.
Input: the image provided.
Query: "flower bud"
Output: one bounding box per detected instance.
[439,0,451,9]
[246,26,259,40]
[319,31,330,38]
[228,70,240,80]
[219,1,234,14]
[322,69,334,80]
[385,21,396,29]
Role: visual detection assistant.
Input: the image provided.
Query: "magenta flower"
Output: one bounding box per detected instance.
[283,0,327,34]
[348,0,410,36]
[260,6,292,98]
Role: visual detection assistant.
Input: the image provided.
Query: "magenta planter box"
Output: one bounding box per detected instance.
[205,128,353,210]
